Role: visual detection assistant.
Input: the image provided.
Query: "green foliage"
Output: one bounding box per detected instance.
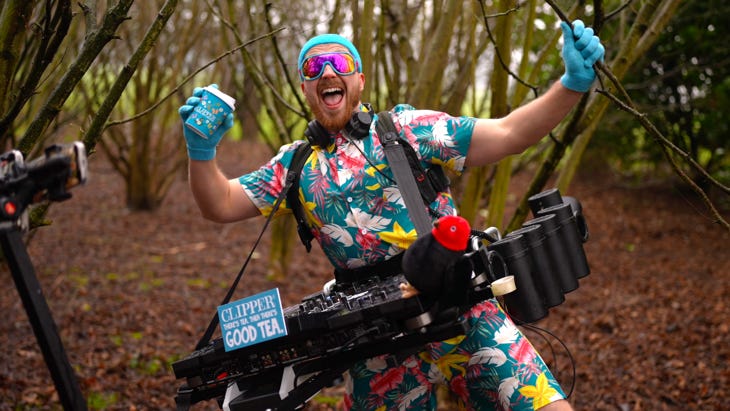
[129,353,164,376]
[594,0,730,185]
[186,277,212,289]
[86,391,119,410]
[310,393,341,407]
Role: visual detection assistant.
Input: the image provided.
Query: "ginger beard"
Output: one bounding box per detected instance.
[305,76,362,132]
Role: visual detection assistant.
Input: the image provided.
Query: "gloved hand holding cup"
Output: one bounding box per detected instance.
[180,84,236,161]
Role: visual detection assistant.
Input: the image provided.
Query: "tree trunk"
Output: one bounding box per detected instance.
[461,0,514,227]
[266,216,297,281]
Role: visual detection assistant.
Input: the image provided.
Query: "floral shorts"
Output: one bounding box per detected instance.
[343,299,566,411]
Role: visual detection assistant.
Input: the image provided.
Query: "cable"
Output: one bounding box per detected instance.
[291,325,382,390]
[349,137,442,220]
[498,302,576,399]
[522,321,577,399]
[194,170,294,351]
[349,136,396,185]
[470,229,499,244]
[339,326,383,353]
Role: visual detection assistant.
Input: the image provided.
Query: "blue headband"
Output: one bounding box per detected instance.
[298,34,362,79]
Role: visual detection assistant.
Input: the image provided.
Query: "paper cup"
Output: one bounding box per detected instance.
[184,86,236,139]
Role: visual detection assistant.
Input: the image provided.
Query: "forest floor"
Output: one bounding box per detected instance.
[0,138,728,411]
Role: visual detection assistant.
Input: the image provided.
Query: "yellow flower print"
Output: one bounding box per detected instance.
[442,335,466,346]
[423,353,469,380]
[301,197,320,228]
[518,372,560,410]
[377,222,416,249]
[431,157,460,174]
[365,163,387,176]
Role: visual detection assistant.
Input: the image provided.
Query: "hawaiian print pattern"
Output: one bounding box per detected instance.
[344,300,566,411]
[239,105,566,410]
[239,105,474,270]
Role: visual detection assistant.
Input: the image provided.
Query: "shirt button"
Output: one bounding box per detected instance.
[347,197,353,203]
[338,160,344,166]
[361,229,367,235]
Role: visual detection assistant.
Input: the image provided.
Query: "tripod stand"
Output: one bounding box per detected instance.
[1,224,88,411]
[0,143,89,410]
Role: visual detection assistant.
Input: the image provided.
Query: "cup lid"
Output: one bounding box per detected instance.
[204,86,236,109]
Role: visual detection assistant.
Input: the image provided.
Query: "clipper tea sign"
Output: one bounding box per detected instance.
[217,288,288,352]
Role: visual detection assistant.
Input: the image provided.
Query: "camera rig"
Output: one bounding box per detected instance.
[0,142,87,224]
[0,142,89,411]
[173,189,591,411]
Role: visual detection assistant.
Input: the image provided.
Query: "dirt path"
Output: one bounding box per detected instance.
[1,139,727,410]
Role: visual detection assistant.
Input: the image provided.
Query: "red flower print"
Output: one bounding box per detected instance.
[508,339,536,365]
[356,229,381,250]
[413,112,446,127]
[469,300,498,319]
[343,394,352,409]
[370,367,405,396]
[339,150,366,170]
[270,162,286,193]
[449,374,468,399]
[408,364,430,387]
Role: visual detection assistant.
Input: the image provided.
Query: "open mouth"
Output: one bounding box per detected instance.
[321,87,345,108]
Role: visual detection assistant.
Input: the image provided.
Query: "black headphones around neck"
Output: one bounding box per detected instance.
[304,104,374,148]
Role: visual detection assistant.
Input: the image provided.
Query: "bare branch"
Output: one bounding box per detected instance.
[0,1,73,137]
[103,27,287,129]
[605,0,636,21]
[17,0,136,155]
[544,0,728,231]
[597,88,730,196]
[477,0,539,96]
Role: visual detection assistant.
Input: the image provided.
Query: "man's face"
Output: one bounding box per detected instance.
[300,44,365,132]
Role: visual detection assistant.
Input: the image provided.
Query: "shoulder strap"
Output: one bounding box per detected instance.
[287,112,452,249]
[382,118,449,206]
[376,111,433,236]
[287,141,315,252]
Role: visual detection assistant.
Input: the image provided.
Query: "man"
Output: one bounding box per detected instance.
[180,20,604,411]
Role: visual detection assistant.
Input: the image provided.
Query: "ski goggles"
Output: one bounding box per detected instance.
[299,52,359,81]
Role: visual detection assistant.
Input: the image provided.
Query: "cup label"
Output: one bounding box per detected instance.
[185,87,235,139]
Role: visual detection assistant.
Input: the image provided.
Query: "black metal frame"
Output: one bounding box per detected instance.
[0,143,88,410]
[1,224,88,410]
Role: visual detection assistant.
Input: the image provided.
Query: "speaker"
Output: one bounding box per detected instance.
[304,109,373,148]
[304,120,330,147]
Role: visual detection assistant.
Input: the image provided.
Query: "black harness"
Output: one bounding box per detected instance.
[286,110,450,258]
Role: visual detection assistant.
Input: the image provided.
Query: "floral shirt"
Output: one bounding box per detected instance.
[239,104,475,270]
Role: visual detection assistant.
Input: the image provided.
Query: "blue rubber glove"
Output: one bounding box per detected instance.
[179,84,234,161]
[560,20,605,92]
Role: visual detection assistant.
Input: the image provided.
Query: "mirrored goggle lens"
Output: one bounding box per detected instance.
[301,53,357,80]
